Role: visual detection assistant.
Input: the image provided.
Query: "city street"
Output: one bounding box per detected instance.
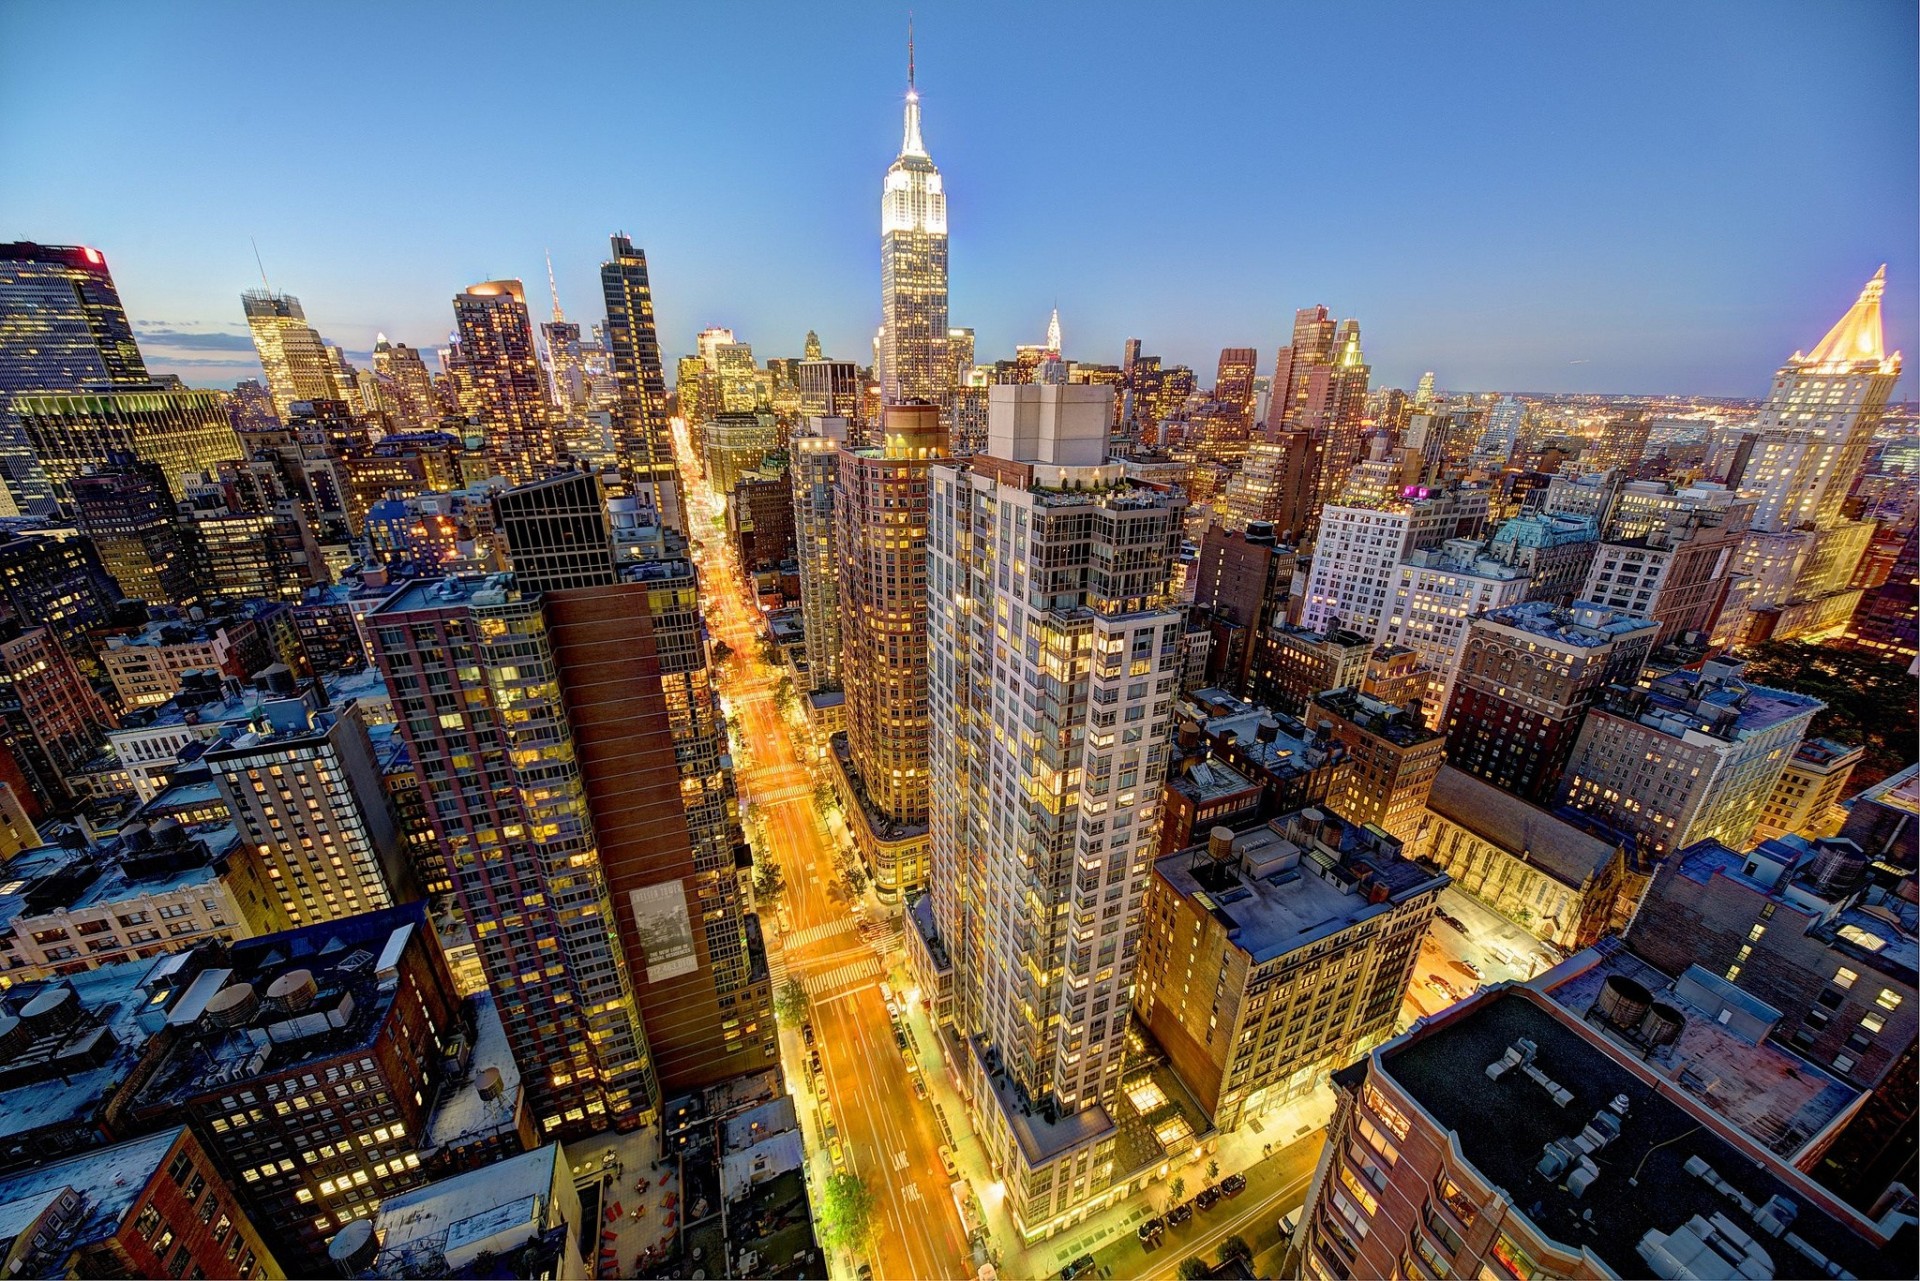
[675,431,973,1281]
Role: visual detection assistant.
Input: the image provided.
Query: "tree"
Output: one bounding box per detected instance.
[753,860,787,905]
[1167,1176,1186,1209]
[815,1170,878,1255]
[775,978,808,1025]
[1740,642,1920,787]
[1176,1257,1211,1280]
[842,859,869,898]
[1206,1158,1220,1184]
[1218,1235,1252,1265]
[711,640,734,664]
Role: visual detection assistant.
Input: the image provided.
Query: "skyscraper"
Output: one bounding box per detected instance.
[922,384,1187,1238]
[1213,345,1258,428]
[70,453,207,607]
[242,290,343,420]
[834,403,945,899]
[452,280,557,484]
[1743,269,1901,535]
[792,417,848,692]
[0,242,152,515]
[878,34,949,405]
[599,235,682,532]
[15,383,242,502]
[370,335,441,431]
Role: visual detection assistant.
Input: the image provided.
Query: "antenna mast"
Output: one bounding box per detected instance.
[545,249,565,324]
[250,237,272,294]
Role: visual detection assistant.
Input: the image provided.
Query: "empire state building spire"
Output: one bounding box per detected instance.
[878,19,949,405]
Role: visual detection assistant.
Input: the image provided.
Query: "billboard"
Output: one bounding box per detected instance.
[629,880,698,983]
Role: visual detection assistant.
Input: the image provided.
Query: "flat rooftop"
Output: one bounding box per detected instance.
[969,1035,1114,1167]
[366,1143,564,1276]
[1538,942,1861,1161]
[1426,766,1621,889]
[1477,599,1657,648]
[1156,817,1444,963]
[0,1127,184,1257]
[1380,987,1904,1279]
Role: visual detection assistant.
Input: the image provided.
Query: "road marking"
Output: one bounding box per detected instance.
[812,980,880,1007]
[803,956,883,995]
[786,918,858,948]
[892,1151,909,1171]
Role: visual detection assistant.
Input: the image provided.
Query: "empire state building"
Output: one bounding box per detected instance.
[879,35,949,405]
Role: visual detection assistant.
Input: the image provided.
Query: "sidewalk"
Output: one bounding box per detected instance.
[889,946,1332,1281]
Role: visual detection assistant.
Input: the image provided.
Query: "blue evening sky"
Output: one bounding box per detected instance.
[2,1,1913,397]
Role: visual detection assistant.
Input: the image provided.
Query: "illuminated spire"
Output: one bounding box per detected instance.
[545,249,565,324]
[1801,265,1890,367]
[901,16,926,157]
[1045,306,1061,357]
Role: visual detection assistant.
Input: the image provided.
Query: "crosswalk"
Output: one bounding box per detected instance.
[786,918,858,949]
[803,956,884,995]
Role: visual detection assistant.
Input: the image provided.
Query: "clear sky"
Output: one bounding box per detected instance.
[2,1,1913,397]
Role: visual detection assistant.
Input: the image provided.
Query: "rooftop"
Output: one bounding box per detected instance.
[1609,666,1825,743]
[970,1035,1115,1166]
[1157,810,1446,963]
[132,902,430,1110]
[1490,511,1599,549]
[1537,941,1862,1162]
[1311,686,1443,747]
[1380,986,1906,1279]
[1476,598,1658,649]
[0,1128,188,1268]
[422,993,524,1156]
[1789,737,1865,771]
[360,1143,569,1280]
[1425,766,1623,889]
[0,823,237,933]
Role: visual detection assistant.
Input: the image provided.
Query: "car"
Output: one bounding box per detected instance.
[809,1050,822,1073]
[802,1023,816,1046]
[1167,1202,1193,1227]
[1221,1172,1246,1197]
[938,1145,959,1177]
[814,1075,829,1099]
[1278,1211,1298,1237]
[828,1138,845,1169]
[1436,911,1466,933]
[1195,1186,1220,1211]
[1450,959,1482,980]
[912,1076,928,1100]
[1060,1254,1095,1280]
[1137,1217,1165,1246]
[894,1029,908,1050]
[856,1263,873,1281]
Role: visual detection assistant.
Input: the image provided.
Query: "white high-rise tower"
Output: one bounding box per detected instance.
[878,24,949,405]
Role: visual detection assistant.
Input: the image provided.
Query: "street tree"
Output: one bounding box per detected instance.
[753,859,787,904]
[1167,1176,1186,1209]
[1218,1235,1252,1264]
[815,1170,878,1255]
[1206,1158,1220,1184]
[1177,1257,1211,1280]
[774,978,808,1025]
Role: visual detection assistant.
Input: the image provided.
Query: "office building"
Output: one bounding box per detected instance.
[1189,522,1295,694]
[0,1127,282,1279]
[0,242,152,514]
[0,625,110,817]
[798,357,861,422]
[1296,983,1910,1281]
[242,290,343,421]
[1580,480,1750,645]
[835,403,946,899]
[1485,510,1599,606]
[1378,539,1529,727]
[1137,810,1446,1132]
[1442,601,1658,800]
[1213,346,1259,429]
[1478,395,1526,459]
[206,696,411,931]
[453,280,556,484]
[1299,486,1488,638]
[15,382,242,503]
[1558,659,1822,861]
[702,411,779,497]
[791,417,848,692]
[713,341,760,413]
[728,470,794,568]
[878,43,949,404]
[102,614,262,709]
[923,383,1187,1238]
[70,454,207,607]
[1166,692,1346,839]
[121,904,475,1269]
[1753,738,1863,843]
[1625,834,1916,1201]
[1845,529,1918,660]
[1218,429,1316,540]
[1413,765,1629,949]
[0,530,122,659]
[370,336,441,431]
[369,575,657,1136]
[1310,687,1446,844]
[336,1143,582,1280]
[1249,622,1373,718]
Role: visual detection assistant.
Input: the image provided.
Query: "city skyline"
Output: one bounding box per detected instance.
[2,3,1914,397]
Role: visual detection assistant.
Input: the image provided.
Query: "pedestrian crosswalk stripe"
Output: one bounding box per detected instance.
[787,918,858,948]
[802,956,883,995]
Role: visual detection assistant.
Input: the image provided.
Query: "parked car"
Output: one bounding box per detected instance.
[856,1263,873,1280]
[938,1145,959,1178]
[1450,958,1482,980]
[1278,1211,1298,1237]
[1195,1186,1221,1211]
[1221,1172,1246,1197]
[829,1138,845,1169]
[1060,1254,1095,1280]
[1436,911,1466,932]
[802,1022,815,1045]
[1137,1217,1165,1246]
[1167,1202,1193,1227]
[912,1075,928,1100]
[894,1029,909,1050]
